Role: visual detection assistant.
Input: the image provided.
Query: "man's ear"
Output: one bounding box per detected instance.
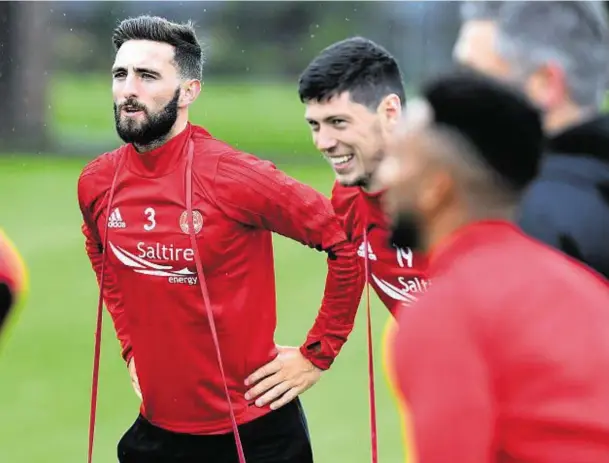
[377,94,403,140]
[526,62,566,111]
[378,93,403,125]
[180,80,202,108]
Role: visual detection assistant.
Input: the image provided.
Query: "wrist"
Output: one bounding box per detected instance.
[299,343,332,371]
[124,349,134,365]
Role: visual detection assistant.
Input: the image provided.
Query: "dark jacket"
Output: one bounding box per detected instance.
[518,115,609,279]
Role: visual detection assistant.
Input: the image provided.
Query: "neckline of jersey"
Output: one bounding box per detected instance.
[124,123,193,178]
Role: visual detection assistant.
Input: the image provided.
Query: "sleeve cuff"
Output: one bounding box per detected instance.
[299,340,334,371]
[122,347,134,364]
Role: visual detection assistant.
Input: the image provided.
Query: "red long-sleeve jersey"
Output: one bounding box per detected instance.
[388,220,609,463]
[331,182,428,317]
[77,123,363,434]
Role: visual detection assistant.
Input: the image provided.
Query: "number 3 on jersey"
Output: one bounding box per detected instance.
[144,207,156,231]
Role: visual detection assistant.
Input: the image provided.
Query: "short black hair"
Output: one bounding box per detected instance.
[421,69,543,191]
[112,15,203,80]
[298,36,406,110]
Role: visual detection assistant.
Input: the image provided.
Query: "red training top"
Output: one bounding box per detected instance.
[77,123,363,435]
[331,181,428,317]
[389,220,609,463]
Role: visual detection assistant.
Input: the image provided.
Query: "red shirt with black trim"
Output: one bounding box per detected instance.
[77,123,363,434]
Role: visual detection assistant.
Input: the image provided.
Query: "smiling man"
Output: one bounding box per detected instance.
[77,15,363,463]
[298,37,429,316]
[244,39,430,415]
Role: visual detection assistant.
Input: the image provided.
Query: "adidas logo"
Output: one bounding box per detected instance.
[108,208,126,229]
[357,241,377,261]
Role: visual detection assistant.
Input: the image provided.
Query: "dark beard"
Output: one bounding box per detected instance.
[346,174,370,189]
[389,211,422,252]
[114,88,180,148]
[341,169,374,189]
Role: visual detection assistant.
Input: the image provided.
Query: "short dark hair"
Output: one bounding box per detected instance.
[298,36,406,110]
[421,69,543,191]
[112,15,203,80]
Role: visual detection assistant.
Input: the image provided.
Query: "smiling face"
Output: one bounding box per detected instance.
[111,39,199,148]
[304,91,401,189]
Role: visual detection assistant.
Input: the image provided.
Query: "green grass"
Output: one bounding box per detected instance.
[0,155,404,463]
[50,75,317,160]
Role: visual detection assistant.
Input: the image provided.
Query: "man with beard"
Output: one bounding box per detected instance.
[378,70,609,462]
[77,16,363,463]
[454,1,609,279]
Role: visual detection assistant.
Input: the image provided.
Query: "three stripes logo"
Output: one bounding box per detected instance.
[108,208,127,229]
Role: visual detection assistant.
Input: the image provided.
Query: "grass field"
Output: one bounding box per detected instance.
[0,154,405,462]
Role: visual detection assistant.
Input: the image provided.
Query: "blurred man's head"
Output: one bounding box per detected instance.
[111,16,203,150]
[298,37,405,190]
[454,1,609,133]
[377,70,543,252]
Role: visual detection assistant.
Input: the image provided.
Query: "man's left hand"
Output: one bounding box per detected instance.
[244,345,322,410]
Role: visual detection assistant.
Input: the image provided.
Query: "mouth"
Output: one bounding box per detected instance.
[121,105,145,117]
[327,154,355,171]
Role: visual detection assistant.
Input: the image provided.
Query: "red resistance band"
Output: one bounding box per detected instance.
[363,227,379,463]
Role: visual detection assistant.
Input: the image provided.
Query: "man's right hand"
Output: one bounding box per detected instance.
[128,358,142,400]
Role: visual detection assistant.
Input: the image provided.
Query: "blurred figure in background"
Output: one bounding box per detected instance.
[379,69,609,463]
[455,0,609,279]
[0,229,27,344]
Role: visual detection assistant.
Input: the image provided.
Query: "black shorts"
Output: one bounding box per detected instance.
[117,398,314,463]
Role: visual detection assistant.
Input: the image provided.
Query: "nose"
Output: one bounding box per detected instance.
[314,128,338,153]
[118,72,140,101]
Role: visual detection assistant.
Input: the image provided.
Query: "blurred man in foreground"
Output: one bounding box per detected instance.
[455,0,609,279]
[379,70,609,462]
[0,229,27,344]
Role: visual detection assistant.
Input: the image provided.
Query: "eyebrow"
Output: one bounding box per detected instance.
[306,115,351,123]
[111,66,162,78]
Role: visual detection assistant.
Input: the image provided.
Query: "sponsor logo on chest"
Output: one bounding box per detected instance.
[105,207,204,286]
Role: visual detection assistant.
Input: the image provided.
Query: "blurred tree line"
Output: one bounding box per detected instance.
[50,2,384,79]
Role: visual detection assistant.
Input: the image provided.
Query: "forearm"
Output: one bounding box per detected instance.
[300,239,364,370]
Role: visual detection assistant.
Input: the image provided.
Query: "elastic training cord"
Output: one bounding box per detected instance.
[88,153,125,463]
[185,140,246,462]
[363,227,379,463]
